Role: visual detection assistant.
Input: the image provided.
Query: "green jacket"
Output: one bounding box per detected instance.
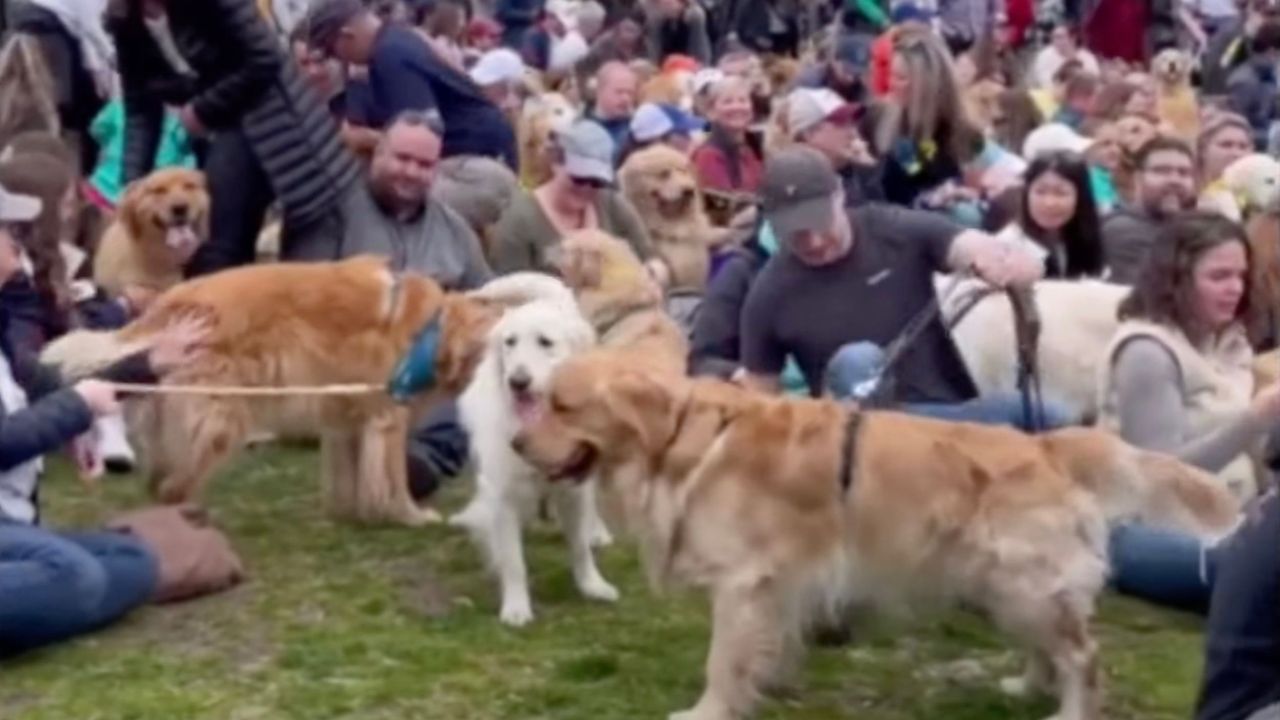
[89,101,196,205]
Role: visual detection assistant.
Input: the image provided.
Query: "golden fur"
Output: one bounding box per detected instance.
[640,71,690,109]
[1152,49,1200,142]
[94,168,211,306]
[514,354,1239,720]
[44,256,505,525]
[555,229,689,378]
[518,93,576,188]
[618,145,721,292]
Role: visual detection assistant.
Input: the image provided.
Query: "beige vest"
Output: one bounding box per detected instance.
[1098,319,1260,503]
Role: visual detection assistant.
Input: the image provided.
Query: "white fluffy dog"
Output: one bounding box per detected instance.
[942,277,1128,423]
[451,290,618,626]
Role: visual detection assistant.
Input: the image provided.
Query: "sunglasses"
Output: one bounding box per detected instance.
[570,176,610,189]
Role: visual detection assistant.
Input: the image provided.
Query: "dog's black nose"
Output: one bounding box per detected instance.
[171,203,190,220]
[508,370,532,393]
[511,434,527,455]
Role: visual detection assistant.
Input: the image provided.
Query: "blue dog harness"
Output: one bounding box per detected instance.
[387,313,443,402]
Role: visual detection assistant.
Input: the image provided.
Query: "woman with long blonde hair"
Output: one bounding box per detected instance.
[873,27,983,208]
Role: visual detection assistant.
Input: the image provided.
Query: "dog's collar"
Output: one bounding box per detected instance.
[837,408,863,495]
[387,312,444,402]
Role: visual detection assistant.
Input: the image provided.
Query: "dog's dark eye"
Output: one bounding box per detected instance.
[504,336,517,347]
[537,335,553,349]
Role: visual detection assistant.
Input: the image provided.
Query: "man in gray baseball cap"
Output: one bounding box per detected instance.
[740,146,1055,431]
[759,145,844,265]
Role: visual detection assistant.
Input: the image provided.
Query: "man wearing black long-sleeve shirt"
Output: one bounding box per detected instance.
[306,0,518,169]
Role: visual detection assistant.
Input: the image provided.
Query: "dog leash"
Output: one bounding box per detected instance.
[106,382,384,397]
[862,272,994,407]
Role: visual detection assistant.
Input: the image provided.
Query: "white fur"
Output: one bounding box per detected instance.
[451,298,617,626]
[1223,153,1280,219]
[941,277,1128,423]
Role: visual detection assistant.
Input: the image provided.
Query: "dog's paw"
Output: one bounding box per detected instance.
[400,506,445,527]
[999,675,1033,698]
[587,524,614,548]
[577,575,619,603]
[499,599,535,627]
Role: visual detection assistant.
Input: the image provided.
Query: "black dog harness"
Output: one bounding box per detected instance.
[837,409,863,494]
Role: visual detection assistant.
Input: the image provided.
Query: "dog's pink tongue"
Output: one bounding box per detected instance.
[515,398,545,425]
[166,226,201,261]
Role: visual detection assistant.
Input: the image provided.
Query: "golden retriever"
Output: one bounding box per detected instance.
[555,229,689,377]
[43,256,513,526]
[94,167,210,311]
[513,352,1240,720]
[518,93,576,188]
[1152,48,1199,142]
[618,145,721,292]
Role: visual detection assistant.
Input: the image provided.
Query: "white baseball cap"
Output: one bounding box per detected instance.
[691,68,725,96]
[469,48,525,86]
[0,183,40,223]
[1022,123,1093,160]
[630,102,706,142]
[786,87,861,138]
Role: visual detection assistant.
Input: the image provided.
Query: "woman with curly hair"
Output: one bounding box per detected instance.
[1100,212,1280,606]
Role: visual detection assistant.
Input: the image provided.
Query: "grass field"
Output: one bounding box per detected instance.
[1,445,1207,720]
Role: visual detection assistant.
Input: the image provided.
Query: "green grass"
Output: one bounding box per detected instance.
[0,447,1206,719]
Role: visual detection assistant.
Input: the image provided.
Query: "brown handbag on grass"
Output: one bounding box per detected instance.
[107,505,245,603]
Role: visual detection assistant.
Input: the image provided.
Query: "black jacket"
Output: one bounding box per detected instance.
[108,0,359,227]
[689,240,769,378]
[1203,20,1249,96]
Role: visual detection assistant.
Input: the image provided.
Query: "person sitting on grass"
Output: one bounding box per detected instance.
[0,181,205,657]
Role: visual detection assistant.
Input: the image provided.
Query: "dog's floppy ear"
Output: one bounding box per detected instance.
[193,172,211,240]
[556,241,604,289]
[118,179,148,239]
[436,295,502,391]
[602,368,679,451]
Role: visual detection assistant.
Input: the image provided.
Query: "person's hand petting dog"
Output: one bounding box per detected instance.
[147,314,213,374]
[955,229,1044,288]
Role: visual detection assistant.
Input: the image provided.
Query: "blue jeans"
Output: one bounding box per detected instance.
[1109,522,1217,613]
[0,522,157,656]
[824,341,1072,432]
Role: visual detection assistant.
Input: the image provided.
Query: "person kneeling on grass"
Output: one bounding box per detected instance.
[0,182,204,657]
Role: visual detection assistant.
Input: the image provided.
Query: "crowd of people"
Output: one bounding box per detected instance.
[1,0,1279,716]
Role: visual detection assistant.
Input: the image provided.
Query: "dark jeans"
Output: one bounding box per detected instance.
[1197,491,1280,720]
[407,401,468,500]
[0,522,157,657]
[823,341,1073,432]
[188,128,275,277]
[1109,522,1217,613]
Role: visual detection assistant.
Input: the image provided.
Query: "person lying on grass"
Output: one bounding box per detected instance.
[0,182,205,657]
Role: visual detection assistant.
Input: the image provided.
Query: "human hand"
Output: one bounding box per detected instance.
[178,105,206,136]
[645,258,671,289]
[74,379,120,417]
[1251,383,1280,424]
[122,285,159,315]
[970,241,1043,288]
[148,313,212,374]
[69,432,104,483]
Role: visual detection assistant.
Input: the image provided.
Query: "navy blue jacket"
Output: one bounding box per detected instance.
[367,24,517,169]
[0,278,154,474]
[1197,491,1280,720]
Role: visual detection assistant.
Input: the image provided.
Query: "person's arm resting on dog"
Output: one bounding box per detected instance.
[947,228,1045,287]
[1112,337,1280,471]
